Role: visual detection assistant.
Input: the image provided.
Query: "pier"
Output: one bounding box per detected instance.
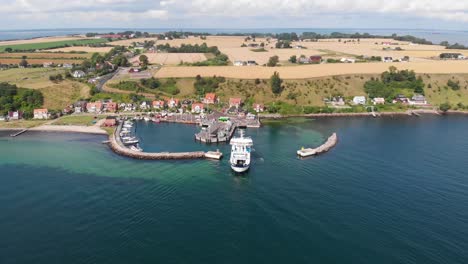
[10,129,28,137]
[297,133,338,157]
[109,121,223,160]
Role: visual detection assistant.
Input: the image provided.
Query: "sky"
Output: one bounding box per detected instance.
[2,0,468,30]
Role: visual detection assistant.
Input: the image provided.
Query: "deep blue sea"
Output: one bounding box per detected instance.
[1,115,468,264]
[0,28,468,45]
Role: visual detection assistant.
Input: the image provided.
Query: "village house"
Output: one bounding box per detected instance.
[399,56,410,62]
[372,97,385,105]
[247,60,257,66]
[229,98,242,108]
[73,70,86,78]
[310,56,322,64]
[86,102,103,113]
[181,99,192,108]
[152,100,165,109]
[74,101,87,113]
[104,101,118,113]
[167,98,179,108]
[63,105,73,115]
[329,97,346,106]
[191,103,205,113]
[393,94,409,104]
[63,63,73,69]
[139,101,150,110]
[353,96,366,105]
[253,103,265,113]
[204,93,217,104]
[33,109,49,119]
[103,116,117,127]
[8,111,23,120]
[409,94,427,105]
[0,115,6,122]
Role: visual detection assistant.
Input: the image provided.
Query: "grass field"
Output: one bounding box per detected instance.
[48,47,113,53]
[0,68,90,110]
[0,39,108,52]
[0,52,92,59]
[0,58,85,64]
[52,115,98,126]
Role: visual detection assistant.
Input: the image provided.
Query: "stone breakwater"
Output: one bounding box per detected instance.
[109,123,221,160]
[297,133,338,157]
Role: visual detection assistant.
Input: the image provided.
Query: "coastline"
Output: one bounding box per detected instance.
[259,110,468,119]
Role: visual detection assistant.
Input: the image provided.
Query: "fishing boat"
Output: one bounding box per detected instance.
[229,130,253,173]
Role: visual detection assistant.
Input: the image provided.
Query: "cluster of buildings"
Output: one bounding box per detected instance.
[439,53,466,60]
[326,94,428,107]
[233,60,258,66]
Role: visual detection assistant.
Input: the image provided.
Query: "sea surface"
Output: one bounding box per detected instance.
[1,116,468,264]
[0,28,468,45]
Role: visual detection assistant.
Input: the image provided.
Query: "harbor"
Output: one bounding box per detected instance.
[110,119,223,160]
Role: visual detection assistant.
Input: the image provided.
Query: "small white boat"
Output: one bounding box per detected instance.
[230,130,253,173]
[130,145,143,152]
[144,117,151,122]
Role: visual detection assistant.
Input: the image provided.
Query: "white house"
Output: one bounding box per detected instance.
[33,109,49,119]
[340,58,356,63]
[353,96,366,105]
[234,61,246,66]
[409,94,427,105]
[73,70,86,78]
[372,97,385,105]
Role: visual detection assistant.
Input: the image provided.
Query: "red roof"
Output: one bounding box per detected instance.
[205,93,216,100]
[152,100,165,107]
[229,98,242,105]
[192,103,204,109]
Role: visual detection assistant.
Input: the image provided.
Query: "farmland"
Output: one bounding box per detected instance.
[0,52,92,59]
[0,39,108,52]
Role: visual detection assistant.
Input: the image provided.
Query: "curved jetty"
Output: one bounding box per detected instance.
[297,133,338,157]
[109,122,222,160]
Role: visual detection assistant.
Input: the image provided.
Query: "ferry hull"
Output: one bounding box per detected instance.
[231,165,250,173]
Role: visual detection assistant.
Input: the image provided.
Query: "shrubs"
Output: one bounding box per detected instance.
[447,79,460,90]
[194,75,226,95]
[270,71,283,94]
[364,67,425,99]
[267,56,279,67]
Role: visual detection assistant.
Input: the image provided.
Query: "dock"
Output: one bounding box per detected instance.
[195,120,236,143]
[10,129,28,137]
[205,150,223,160]
[297,133,338,157]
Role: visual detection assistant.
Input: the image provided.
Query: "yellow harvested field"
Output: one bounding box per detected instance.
[0,58,83,64]
[49,46,113,53]
[0,36,86,46]
[109,38,159,46]
[143,53,207,65]
[155,61,468,79]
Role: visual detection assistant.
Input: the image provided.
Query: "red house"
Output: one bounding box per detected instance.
[103,116,117,127]
[229,98,242,108]
[152,100,165,109]
[309,56,322,64]
[204,93,217,104]
[191,103,205,113]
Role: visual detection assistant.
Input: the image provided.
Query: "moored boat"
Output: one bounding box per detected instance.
[230,130,253,173]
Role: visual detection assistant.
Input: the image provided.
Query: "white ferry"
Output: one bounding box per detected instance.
[230,130,253,173]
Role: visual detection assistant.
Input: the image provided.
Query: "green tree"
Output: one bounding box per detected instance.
[139,55,149,66]
[270,71,283,94]
[267,55,279,67]
[289,55,297,63]
[5,47,12,53]
[439,102,451,112]
[19,56,28,67]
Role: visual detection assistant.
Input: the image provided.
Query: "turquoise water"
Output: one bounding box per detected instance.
[1,116,468,263]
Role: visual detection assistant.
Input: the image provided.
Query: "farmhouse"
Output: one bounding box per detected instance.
[234,61,246,66]
[340,58,356,63]
[191,103,205,113]
[74,101,87,113]
[247,60,257,66]
[73,70,86,78]
[309,56,322,64]
[353,96,366,105]
[33,109,49,119]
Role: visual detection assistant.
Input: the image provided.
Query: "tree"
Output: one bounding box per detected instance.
[112,55,129,67]
[19,56,28,68]
[267,55,279,67]
[439,102,451,112]
[289,55,297,63]
[139,55,149,66]
[270,71,283,94]
[5,47,12,53]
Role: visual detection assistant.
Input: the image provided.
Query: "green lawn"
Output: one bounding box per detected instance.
[0,39,108,52]
[52,115,99,126]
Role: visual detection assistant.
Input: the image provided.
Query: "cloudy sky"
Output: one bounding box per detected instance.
[2,0,468,30]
